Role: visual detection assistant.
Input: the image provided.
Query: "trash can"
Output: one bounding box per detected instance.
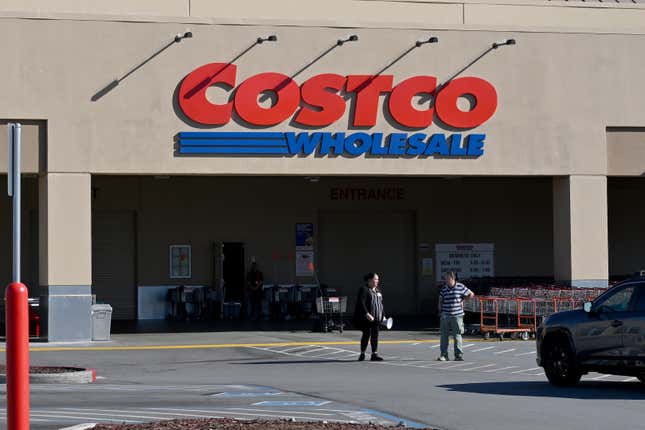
[91,304,113,341]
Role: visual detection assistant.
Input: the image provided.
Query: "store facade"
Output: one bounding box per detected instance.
[1,0,645,340]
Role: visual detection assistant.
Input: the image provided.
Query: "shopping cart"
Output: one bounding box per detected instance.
[315,296,347,333]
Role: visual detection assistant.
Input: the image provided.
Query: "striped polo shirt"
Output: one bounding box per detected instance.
[439,283,473,317]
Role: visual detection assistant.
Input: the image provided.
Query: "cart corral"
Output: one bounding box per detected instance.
[464,286,608,340]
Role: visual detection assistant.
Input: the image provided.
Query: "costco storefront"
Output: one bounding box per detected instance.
[1,1,645,340]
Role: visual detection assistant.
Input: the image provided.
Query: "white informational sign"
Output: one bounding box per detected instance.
[295,251,315,277]
[435,243,494,282]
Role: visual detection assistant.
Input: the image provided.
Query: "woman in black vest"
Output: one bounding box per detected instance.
[353,272,384,361]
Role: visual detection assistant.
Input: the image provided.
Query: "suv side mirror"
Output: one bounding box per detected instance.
[583,302,593,313]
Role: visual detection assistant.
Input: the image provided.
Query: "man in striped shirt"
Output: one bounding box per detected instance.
[438,271,475,361]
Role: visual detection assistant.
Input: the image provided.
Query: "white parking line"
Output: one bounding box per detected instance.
[460,364,495,371]
[309,349,349,358]
[145,408,352,422]
[511,367,541,374]
[462,344,475,349]
[56,407,221,419]
[29,413,140,423]
[493,348,516,355]
[227,408,336,416]
[431,344,441,349]
[316,408,359,413]
[443,362,474,369]
[38,409,174,421]
[472,346,495,352]
[483,366,518,373]
[514,351,536,357]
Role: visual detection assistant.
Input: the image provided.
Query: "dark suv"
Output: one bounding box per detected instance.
[537,277,645,386]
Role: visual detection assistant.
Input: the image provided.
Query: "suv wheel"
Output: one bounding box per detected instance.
[543,336,581,387]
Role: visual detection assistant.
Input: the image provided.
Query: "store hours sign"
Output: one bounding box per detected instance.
[435,243,494,282]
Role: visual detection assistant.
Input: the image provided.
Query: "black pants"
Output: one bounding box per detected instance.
[360,325,379,353]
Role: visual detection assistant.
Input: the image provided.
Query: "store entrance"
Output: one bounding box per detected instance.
[319,211,416,315]
[223,242,245,302]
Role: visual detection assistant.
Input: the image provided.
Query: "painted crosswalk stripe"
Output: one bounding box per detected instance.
[493,348,516,354]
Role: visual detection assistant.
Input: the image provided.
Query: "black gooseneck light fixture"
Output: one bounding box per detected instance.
[174,31,193,43]
[337,34,359,46]
[416,36,439,47]
[92,30,195,101]
[436,38,516,92]
[492,38,516,49]
[257,35,278,44]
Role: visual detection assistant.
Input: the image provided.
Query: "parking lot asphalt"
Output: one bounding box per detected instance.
[1,330,644,430]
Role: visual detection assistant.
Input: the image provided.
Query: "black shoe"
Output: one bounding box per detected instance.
[358,353,365,361]
[455,356,464,361]
[370,354,384,361]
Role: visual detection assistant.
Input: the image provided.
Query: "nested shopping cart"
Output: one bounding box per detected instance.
[315,296,347,333]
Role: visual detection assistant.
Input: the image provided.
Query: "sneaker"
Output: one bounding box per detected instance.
[436,356,448,361]
[370,354,384,361]
[454,356,464,361]
[358,353,365,362]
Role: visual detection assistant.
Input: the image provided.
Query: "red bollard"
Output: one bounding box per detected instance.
[5,282,30,430]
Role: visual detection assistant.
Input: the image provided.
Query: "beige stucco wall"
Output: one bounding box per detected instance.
[1,1,645,34]
[38,173,92,286]
[553,175,608,285]
[0,16,643,178]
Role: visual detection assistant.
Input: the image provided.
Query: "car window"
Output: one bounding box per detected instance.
[633,285,645,313]
[594,285,637,313]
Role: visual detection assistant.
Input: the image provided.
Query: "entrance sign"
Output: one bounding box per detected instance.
[435,243,494,282]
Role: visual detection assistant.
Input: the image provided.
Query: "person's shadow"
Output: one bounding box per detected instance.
[438,380,645,400]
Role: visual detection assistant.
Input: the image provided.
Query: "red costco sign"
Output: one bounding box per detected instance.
[178,63,498,129]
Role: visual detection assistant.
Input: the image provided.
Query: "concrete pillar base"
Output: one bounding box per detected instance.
[40,285,92,342]
[559,279,609,288]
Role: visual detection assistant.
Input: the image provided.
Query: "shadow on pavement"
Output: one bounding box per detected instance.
[438,380,645,400]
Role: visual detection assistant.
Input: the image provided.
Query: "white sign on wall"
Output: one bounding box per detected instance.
[435,243,494,282]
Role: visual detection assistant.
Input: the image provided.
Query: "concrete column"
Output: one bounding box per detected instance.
[39,173,92,341]
[553,176,608,288]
